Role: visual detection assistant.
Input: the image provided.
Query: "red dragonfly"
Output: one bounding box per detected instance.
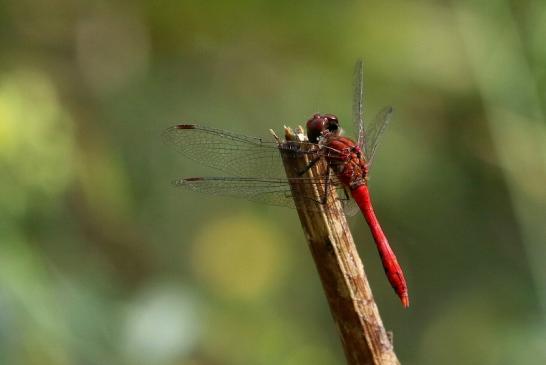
[164,60,409,307]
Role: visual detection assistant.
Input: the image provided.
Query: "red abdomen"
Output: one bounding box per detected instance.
[324,136,409,307]
[352,185,409,307]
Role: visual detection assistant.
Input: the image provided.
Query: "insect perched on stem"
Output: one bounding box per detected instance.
[164,60,409,307]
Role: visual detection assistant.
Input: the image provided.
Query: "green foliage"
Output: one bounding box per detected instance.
[1,1,545,364]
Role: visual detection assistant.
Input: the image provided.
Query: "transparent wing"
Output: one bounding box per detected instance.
[339,186,360,217]
[176,176,358,214]
[163,124,314,179]
[364,106,394,168]
[352,59,365,149]
[176,176,298,208]
[164,124,361,215]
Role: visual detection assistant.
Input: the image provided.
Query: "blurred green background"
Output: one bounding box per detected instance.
[1,1,545,364]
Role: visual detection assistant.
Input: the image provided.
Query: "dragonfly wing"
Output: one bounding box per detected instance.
[176,176,298,208]
[342,200,360,217]
[364,106,394,168]
[176,176,349,211]
[352,59,365,149]
[163,125,312,179]
[338,186,360,217]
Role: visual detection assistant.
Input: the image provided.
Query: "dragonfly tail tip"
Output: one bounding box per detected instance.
[400,294,410,309]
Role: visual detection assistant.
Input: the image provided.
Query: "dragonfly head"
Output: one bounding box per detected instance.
[306,113,340,143]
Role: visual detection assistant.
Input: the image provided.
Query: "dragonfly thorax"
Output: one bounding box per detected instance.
[324,136,369,189]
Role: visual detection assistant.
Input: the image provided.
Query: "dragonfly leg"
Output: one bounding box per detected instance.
[282,189,327,206]
[339,187,351,202]
[298,155,321,176]
[283,169,332,206]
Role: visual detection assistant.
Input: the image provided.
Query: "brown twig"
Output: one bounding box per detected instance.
[279,129,400,365]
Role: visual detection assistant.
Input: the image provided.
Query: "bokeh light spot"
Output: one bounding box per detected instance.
[190,213,285,301]
[122,284,200,365]
[0,69,75,218]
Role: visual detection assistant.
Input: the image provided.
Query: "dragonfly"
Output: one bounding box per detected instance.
[163,60,409,308]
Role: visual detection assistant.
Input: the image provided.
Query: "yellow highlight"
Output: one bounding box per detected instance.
[191,214,285,301]
[0,69,76,205]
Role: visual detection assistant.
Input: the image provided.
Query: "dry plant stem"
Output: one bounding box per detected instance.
[280,142,400,365]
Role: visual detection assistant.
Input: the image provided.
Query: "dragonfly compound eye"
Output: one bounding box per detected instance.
[306,114,327,143]
[324,114,340,135]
